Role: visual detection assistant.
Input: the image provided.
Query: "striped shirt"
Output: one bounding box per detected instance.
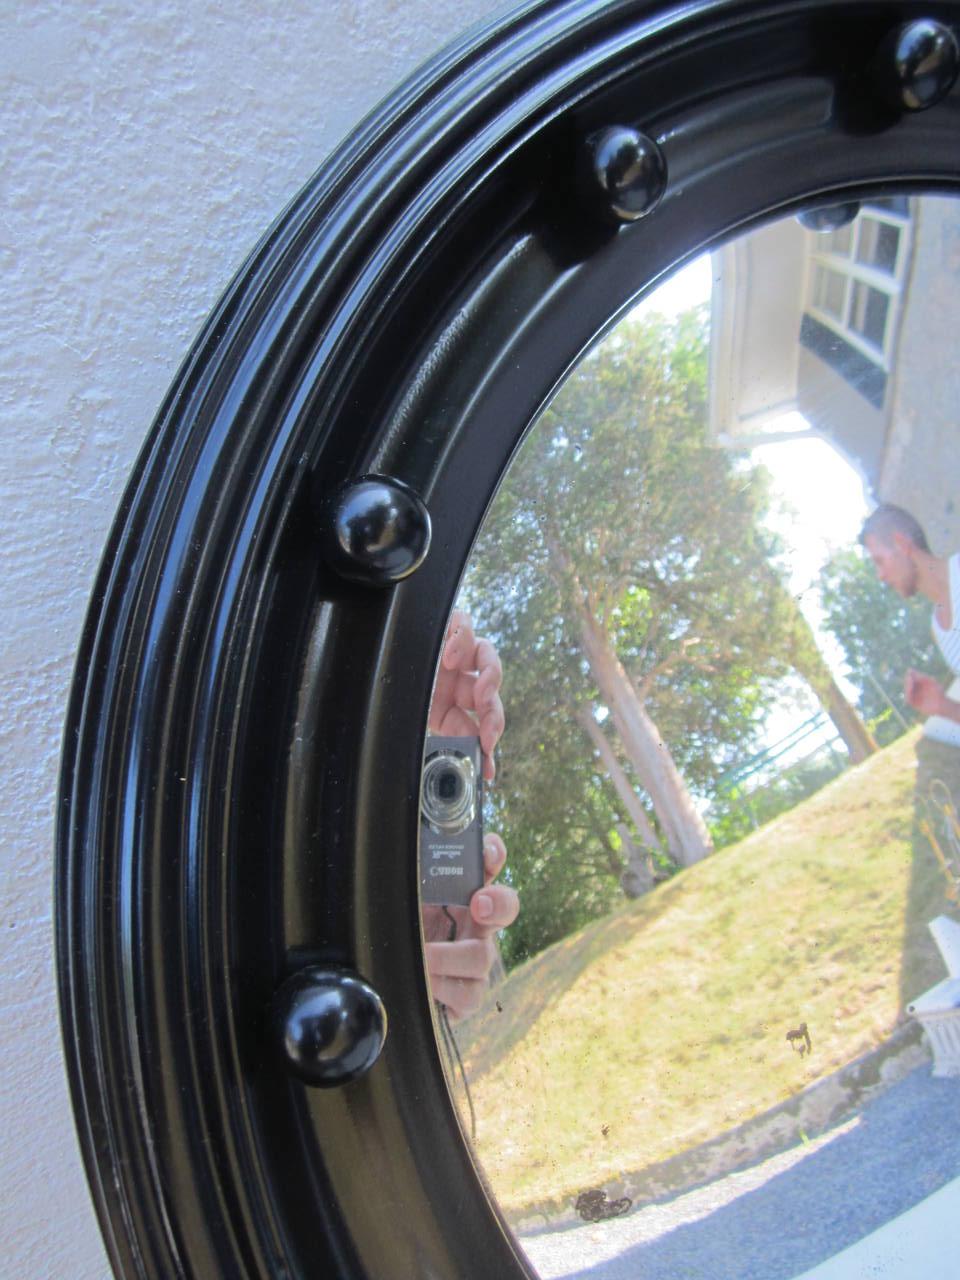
[925,552,960,747]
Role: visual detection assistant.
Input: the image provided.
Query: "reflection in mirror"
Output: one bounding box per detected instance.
[421,195,960,1279]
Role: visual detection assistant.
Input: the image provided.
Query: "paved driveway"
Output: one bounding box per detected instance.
[519,1066,960,1280]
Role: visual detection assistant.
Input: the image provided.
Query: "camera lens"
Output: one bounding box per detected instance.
[422,751,476,834]
[437,769,460,802]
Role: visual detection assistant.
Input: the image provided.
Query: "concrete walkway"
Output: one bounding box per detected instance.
[519,1065,960,1280]
[795,1175,960,1280]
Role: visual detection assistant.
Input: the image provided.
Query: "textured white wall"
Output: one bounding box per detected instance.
[0,1,504,1274]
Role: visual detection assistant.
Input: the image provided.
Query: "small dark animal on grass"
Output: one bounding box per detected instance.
[786,1021,812,1056]
[575,1188,632,1222]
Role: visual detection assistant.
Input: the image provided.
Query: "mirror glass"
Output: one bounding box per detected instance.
[421,194,960,1279]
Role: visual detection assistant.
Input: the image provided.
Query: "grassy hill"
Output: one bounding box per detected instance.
[452,729,955,1214]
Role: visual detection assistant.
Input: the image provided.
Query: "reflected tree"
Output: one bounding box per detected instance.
[465,308,874,961]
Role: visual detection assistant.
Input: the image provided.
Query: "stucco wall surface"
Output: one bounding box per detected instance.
[0,1,503,1274]
[882,198,960,552]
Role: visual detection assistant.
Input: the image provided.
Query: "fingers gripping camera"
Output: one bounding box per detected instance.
[420,735,485,906]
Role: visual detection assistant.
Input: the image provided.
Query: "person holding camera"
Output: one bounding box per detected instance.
[861,504,960,812]
[423,610,519,1020]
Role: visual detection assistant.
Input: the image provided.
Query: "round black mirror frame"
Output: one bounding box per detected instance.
[56,2,960,1277]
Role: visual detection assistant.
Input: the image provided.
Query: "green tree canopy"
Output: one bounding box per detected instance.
[464,307,812,962]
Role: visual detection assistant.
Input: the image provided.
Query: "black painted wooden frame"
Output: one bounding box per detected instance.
[57,2,960,1276]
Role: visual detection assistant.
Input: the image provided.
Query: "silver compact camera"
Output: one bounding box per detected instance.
[420,735,484,907]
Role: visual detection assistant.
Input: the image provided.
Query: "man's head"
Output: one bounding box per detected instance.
[859,503,930,598]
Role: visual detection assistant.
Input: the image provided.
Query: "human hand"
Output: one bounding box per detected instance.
[429,610,504,781]
[905,668,946,717]
[423,833,519,1021]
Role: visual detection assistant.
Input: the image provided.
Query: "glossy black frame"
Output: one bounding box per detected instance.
[57,1,960,1277]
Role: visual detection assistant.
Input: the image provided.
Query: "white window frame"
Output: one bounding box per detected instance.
[806,204,912,371]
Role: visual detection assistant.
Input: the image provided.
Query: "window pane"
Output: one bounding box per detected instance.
[856,218,900,274]
[826,225,852,256]
[849,281,889,350]
[855,220,875,265]
[814,265,846,319]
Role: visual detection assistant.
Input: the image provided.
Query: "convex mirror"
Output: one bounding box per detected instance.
[428,196,960,1280]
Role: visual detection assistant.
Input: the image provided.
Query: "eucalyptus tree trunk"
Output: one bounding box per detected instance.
[819,669,878,764]
[577,608,714,867]
[615,823,655,897]
[782,590,878,764]
[574,705,662,854]
[545,529,713,866]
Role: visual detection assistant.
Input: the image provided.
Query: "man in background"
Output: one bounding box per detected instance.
[861,504,960,804]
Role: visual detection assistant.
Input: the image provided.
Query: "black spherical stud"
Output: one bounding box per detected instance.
[324,475,431,585]
[586,125,667,223]
[273,968,388,1087]
[796,202,861,233]
[874,19,959,112]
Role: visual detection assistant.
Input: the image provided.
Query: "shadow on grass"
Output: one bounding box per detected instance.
[899,736,960,1010]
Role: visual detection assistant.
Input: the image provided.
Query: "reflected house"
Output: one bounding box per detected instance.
[709,197,960,551]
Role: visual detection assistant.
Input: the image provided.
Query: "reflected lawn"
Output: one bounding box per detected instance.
[454,730,950,1216]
